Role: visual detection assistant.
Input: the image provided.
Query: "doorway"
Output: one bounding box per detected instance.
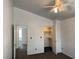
[14,25,28,58]
[42,26,54,52]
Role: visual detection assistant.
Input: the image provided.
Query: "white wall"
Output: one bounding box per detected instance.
[61,17,75,58]
[3,0,13,59]
[13,7,54,55]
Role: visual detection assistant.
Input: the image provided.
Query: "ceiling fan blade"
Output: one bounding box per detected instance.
[43,6,54,8]
[50,8,54,12]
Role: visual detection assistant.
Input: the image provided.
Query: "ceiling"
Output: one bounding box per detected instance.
[13,0,75,20]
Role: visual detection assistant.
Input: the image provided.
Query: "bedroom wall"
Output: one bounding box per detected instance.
[13,7,54,55]
[61,17,75,59]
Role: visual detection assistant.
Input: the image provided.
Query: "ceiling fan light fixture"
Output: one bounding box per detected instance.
[53,7,58,13]
[44,0,70,13]
[49,0,63,13]
[50,7,58,13]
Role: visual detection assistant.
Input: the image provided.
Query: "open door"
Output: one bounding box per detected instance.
[14,25,28,59]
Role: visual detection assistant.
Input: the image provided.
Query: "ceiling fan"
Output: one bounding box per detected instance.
[44,0,74,13]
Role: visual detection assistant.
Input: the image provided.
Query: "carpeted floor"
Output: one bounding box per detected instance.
[16,49,72,59]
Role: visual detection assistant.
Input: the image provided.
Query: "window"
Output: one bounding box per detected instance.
[19,28,22,41]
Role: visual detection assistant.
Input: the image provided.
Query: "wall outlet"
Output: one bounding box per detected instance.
[30,37,32,39]
[35,48,37,50]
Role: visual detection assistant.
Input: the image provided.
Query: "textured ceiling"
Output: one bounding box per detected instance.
[13,0,75,20]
